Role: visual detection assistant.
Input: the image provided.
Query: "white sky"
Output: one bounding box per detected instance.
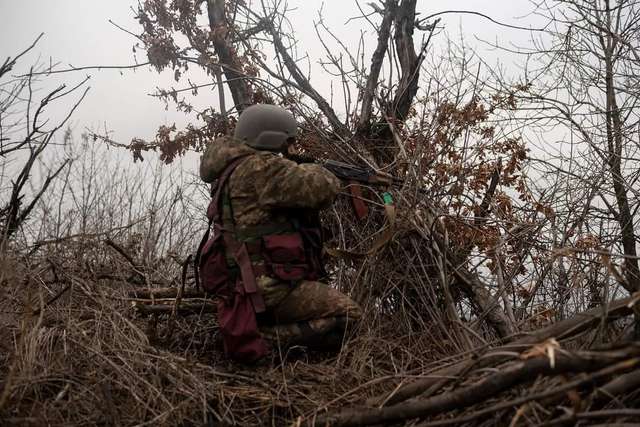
[1,1,541,154]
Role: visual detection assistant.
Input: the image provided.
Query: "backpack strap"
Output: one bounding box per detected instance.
[195,154,266,313]
[223,232,266,313]
[194,155,252,291]
[207,155,252,223]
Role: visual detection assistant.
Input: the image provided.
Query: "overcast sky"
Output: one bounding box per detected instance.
[1,1,541,156]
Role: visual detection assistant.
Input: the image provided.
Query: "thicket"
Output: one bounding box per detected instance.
[2,1,640,426]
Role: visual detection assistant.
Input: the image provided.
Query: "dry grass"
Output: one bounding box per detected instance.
[0,232,445,426]
[3,202,637,426]
[1,140,638,426]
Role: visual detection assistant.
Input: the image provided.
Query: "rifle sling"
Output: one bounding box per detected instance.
[326,200,396,259]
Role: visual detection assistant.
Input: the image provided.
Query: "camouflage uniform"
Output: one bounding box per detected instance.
[200,137,362,350]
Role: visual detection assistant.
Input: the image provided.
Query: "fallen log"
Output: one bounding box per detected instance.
[595,367,640,404]
[127,287,218,316]
[370,295,638,407]
[313,344,640,427]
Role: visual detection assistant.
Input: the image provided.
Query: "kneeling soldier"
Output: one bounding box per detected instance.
[198,104,361,362]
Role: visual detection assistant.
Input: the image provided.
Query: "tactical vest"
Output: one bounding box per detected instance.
[195,154,325,362]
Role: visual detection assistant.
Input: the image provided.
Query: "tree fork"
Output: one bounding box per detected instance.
[356,0,397,135]
[391,0,422,122]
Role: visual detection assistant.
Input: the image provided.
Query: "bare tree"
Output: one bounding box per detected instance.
[484,0,640,332]
[0,35,89,242]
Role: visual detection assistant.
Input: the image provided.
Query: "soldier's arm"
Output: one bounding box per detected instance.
[255,155,340,210]
[199,141,218,183]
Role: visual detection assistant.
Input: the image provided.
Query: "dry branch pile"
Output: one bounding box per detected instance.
[3,208,639,426]
[127,287,640,426]
[4,0,640,425]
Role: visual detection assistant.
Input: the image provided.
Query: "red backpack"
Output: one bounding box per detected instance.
[195,155,325,362]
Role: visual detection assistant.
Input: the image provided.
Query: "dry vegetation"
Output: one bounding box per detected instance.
[3,0,640,426]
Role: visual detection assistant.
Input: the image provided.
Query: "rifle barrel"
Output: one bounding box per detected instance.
[291,155,430,194]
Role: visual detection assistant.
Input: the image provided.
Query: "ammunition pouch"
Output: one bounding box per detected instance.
[263,233,309,282]
[199,226,232,295]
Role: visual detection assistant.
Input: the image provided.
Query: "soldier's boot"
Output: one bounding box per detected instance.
[260,316,351,350]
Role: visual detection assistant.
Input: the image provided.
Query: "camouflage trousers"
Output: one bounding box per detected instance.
[256,276,362,350]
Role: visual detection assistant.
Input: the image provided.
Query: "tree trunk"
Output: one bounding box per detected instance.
[356,0,397,135]
[206,0,252,113]
[604,39,640,293]
[391,0,421,122]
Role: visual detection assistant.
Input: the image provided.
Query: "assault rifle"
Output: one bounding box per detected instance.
[290,155,400,188]
[322,159,398,187]
[289,155,420,219]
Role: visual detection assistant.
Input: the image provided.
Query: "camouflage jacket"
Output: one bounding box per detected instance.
[199,137,340,229]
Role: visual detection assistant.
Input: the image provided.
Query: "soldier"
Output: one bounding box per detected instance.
[198,104,362,362]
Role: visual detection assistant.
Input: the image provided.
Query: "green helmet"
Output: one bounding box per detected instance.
[234,104,297,152]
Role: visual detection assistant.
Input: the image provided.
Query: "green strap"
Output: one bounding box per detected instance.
[383,192,394,205]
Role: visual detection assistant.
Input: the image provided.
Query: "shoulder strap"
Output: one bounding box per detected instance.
[194,154,252,290]
[207,154,252,223]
